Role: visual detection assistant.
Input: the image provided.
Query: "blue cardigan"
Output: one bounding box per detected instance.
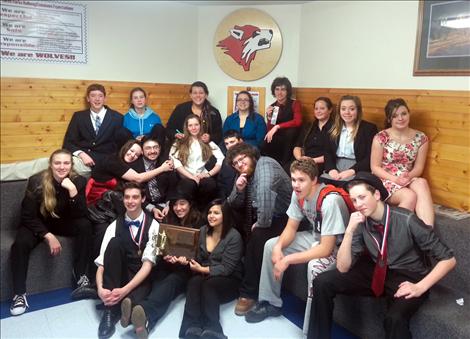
[223,111,267,149]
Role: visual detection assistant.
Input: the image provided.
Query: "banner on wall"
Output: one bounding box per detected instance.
[0,1,87,64]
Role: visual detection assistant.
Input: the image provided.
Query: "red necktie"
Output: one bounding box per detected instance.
[371,224,387,297]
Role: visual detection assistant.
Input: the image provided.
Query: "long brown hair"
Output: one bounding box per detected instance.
[173,114,212,166]
[330,95,363,141]
[40,149,78,218]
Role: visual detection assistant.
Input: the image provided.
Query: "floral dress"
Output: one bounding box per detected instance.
[376,129,429,195]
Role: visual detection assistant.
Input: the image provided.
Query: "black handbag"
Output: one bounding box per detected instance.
[87,190,124,224]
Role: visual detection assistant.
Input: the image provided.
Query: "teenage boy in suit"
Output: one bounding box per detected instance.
[63,83,129,175]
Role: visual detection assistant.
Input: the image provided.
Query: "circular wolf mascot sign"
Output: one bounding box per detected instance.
[214,8,282,81]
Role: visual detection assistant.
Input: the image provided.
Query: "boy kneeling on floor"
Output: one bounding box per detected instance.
[95,182,159,339]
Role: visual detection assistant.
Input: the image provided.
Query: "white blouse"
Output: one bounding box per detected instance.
[170,140,224,175]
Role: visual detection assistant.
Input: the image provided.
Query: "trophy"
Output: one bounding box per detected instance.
[152,229,168,256]
[152,224,200,259]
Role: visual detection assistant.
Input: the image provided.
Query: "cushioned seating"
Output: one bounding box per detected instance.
[282,213,470,338]
[0,180,75,301]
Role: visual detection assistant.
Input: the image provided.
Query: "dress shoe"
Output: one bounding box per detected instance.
[234,297,255,316]
[131,305,149,339]
[245,301,282,323]
[98,308,119,339]
[200,329,228,339]
[184,326,203,339]
[71,275,98,300]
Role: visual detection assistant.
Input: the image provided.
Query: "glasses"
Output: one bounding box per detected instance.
[236,99,250,103]
[143,145,160,151]
[232,155,247,167]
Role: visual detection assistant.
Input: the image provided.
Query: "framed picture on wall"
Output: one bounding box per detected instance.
[227,86,266,116]
[413,0,470,76]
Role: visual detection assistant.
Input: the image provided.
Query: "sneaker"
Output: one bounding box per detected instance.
[245,301,282,323]
[10,294,29,316]
[71,275,98,300]
[131,305,149,339]
[234,297,255,316]
[120,297,132,328]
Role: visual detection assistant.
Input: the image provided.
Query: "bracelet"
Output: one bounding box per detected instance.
[208,172,212,177]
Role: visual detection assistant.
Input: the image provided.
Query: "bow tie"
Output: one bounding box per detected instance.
[126,220,141,227]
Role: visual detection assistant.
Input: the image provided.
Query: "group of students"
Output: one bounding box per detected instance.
[8,79,456,339]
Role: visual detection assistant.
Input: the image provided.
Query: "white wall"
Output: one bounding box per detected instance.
[0,1,198,83]
[196,4,302,118]
[1,1,468,115]
[298,1,470,90]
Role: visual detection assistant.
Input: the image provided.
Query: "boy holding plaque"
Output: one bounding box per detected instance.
[308,172,456,339]
[94,182,159,339]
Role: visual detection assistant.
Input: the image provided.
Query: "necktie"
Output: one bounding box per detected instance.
[95,115,101,134]
[147,162,161,202]
[371,223,387,297]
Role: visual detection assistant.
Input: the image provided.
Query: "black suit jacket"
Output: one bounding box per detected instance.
[324,120,378,173]
[63,107,126,165]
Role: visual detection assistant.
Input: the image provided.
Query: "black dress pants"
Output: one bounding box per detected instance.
[177,177,218,210]
[179,274,240,337]
[261,127,300,169]
[10,217,93,295]
[239,214,287,299]
[308,256,428,339]
[102,238,151,304]
[137,261,191,330]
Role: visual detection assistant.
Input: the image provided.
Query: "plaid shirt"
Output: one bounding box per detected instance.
[228,156,292,228]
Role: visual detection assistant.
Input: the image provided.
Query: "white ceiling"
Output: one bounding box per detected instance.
[177,1,312,6]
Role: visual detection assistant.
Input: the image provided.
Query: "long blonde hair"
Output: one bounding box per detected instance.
[173,114,212,166]
[40,149,78,218]
[330,95,363,141]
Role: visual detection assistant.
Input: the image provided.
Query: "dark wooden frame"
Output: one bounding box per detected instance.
[413,0,470,76]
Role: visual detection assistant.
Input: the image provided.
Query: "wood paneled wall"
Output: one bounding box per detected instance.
[1,78,468,211]
[293,88,470,212]
[1,78,190,163]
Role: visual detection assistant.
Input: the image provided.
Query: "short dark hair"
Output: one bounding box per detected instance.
[86,83,106,97]
[271,77,292,99]
[223,129,242,140]
[206,199,234,239]
[290,158,319,180]
[122,181,145,198]
[226,142,260,167]
[141,135,161,148]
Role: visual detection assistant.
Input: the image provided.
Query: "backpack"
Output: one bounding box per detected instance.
[299,184,356,233]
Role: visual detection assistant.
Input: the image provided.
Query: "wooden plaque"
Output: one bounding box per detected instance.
[155,223,200,259]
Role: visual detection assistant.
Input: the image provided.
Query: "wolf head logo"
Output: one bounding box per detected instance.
[217,25,273,71]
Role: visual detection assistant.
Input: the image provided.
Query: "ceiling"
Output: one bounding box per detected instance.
[177,1,312,6]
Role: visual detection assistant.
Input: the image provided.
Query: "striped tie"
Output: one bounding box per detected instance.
[95,115,101,134]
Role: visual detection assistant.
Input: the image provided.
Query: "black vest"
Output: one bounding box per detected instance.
[115,212,153,273]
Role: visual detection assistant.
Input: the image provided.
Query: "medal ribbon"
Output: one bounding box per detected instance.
[128,214,146,252]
